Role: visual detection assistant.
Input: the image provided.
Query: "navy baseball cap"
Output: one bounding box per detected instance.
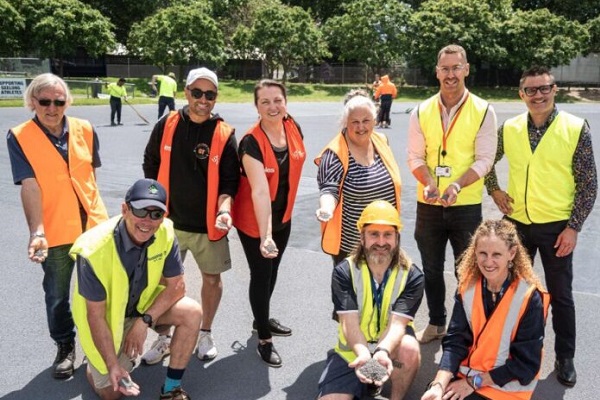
[125,179,167,212]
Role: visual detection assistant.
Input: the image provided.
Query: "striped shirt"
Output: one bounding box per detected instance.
[318,149,397,253]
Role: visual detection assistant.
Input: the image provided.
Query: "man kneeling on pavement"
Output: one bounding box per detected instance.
[318,200,424,400]
[71,179,201,400]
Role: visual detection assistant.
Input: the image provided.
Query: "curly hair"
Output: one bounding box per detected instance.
[457,219,545,293]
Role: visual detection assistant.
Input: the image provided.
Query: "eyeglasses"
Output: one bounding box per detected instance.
[436,65,466,75]
[128,205,165,220]
[522,84,555,97]
[35,97,66,107]
[189,88,217,101]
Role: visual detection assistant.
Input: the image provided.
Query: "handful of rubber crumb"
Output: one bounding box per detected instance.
[358,358,388,382]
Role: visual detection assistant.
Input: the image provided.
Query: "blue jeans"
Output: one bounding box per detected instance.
[414,203,482,326]
[41,244,76,344]
[507,217,575,359]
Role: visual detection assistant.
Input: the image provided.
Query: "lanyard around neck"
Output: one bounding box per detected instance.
[438,93,469,157]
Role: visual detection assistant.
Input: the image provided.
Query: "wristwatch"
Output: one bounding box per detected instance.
[472,374,483,389]
[141,313,153,328]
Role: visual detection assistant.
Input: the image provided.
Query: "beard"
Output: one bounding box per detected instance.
[365,244,397,266]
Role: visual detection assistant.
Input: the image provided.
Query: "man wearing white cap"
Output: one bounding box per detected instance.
[142,67,240,364]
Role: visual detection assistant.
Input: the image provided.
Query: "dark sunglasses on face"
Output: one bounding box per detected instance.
[189,88,217,101]
[522,84,554,97]
[128,204,165,220]
[35,97,67,107]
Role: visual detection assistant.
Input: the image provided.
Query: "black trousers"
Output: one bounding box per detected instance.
[158,96,175,119]
[507,217,575,359]
[110,97,122,124]
[238,222,291,340]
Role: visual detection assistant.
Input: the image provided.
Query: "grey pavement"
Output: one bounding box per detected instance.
[1,100,599,399]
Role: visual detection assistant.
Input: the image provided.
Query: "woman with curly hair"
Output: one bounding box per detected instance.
[422,219,549,400]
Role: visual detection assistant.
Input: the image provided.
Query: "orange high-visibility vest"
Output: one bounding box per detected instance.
[314,132,401,255]
[12,117,108,247]
[233,117,306,238]
[157,111,234,241]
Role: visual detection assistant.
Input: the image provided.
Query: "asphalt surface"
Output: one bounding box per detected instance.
[1,99,599,400]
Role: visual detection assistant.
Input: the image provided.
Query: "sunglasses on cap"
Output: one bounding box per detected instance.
[35,97,67,107]
[189,88,217,101]
[128,204,165,220]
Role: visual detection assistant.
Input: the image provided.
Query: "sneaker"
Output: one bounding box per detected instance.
[416,324,447,344]
[53,341,75,379]
[252,318,292,336]
[196,331,217,361]
[142,335,171,365]
[257,341,282,368]
[159,386,191,400]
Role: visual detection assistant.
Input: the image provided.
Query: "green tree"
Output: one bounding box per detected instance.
[14,0,115,76]
[282,0,346,22]
[406,0,510,73]
[80,0,171,45]
[586,16,600,54]
[128,4,226,75]
[323,0,412,73]
[500,9,589,70]
[513,0,599,23]
[250,3,330,82]
[0,0,24,56]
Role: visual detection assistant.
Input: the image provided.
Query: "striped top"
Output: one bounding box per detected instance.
[318,149,397,252]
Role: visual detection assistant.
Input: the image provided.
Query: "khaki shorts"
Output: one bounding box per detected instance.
[175,229,232,275]
[88,318,137,389]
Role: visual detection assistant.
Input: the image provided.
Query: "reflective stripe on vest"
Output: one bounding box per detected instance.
[313,132,402,255]
[157,112,233,240]
[459,278,541,400]
[416,93,489,205]
[503,111,582,224]
[233,117,306,238]
[70,216,174,374]
[12,117,108,246]
[334,258,410,363]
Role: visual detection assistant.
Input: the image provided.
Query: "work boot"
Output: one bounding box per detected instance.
[53,341,75,379]
[555,358,577,387]
[416,324,446,344]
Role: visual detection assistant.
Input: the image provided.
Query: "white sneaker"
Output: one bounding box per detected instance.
[141,335,171,365]
[196,331,218,361]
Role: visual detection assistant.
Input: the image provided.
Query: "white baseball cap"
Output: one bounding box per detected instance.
[186,67,218,89]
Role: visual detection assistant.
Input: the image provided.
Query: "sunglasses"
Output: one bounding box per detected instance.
[522,84,554,97]
[128,205,165,220]
[189,88,217,101]
[35,97,67,107]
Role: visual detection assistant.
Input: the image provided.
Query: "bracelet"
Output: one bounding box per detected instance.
[373,347,390,358]
[426,381,443,391]
[30,232,45,238]
[450,182,461,193]
[216,210,230,217]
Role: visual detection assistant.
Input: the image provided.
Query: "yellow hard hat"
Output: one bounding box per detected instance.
[356,200,402,231]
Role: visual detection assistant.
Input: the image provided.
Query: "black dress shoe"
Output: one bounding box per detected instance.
[252,318,292,336]
[555,358,577,387]
[257,341,282,368]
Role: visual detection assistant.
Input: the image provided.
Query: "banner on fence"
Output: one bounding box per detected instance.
[0,78,26,99]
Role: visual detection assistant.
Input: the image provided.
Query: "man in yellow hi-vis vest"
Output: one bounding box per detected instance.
[317,200,424,399]
[71,179,201,400]
[485,66,598,387]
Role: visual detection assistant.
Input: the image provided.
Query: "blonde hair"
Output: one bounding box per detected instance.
[457,219,545,293]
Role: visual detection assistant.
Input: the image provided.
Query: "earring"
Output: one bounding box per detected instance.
[508,260,514,269]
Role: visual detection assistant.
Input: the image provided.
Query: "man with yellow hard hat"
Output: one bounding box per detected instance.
[317,200,424,400]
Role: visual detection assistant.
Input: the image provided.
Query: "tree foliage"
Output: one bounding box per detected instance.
[499,8,589,70]
[323,0,411,72]
[250,3,330,82]
[586,16,600,54]
[282,0,346,23]
[13,0,115,76]
[0,0,24,56]
[512,0,599,23]
[128,4,226,73]
[406,0,511,72]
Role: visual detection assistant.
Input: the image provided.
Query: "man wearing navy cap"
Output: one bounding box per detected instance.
[71,179,201,400]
